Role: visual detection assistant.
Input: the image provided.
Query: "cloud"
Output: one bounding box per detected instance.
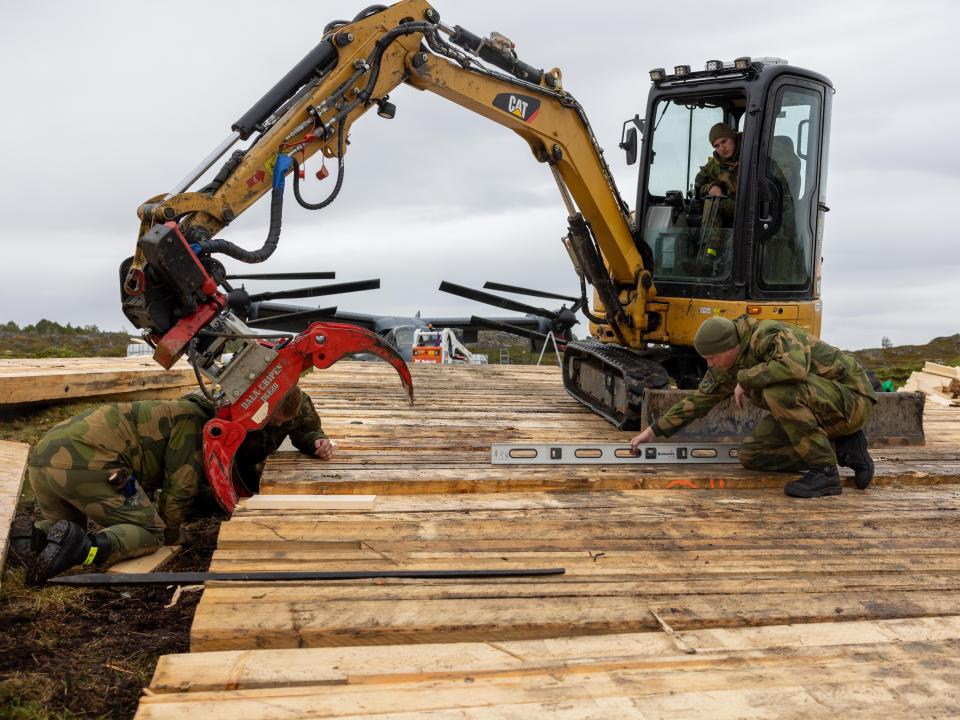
[0,0,956,352]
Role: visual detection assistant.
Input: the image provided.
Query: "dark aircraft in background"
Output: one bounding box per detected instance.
[219,271,582,362]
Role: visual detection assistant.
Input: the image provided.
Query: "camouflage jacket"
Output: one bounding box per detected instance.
[652,316,878,438]
[29,391,326,532]
[694,145,740,199]
[230,391,326,477]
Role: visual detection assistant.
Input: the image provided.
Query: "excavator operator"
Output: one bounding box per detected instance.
[693,123,741,274]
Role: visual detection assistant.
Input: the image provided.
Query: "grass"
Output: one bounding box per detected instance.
[851,334,960,387]
[1,567,90,627]
[0,401,101,447]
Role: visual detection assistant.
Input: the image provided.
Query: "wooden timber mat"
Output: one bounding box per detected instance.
[159,364,960,718]
[0,439,29,582]
[0,356,195,405]
[259,363,960,495]
[140,616,960,718]
[191,484,960,653]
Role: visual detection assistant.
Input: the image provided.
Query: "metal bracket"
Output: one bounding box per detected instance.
[491,442,740,465]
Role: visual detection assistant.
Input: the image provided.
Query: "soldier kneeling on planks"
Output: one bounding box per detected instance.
[630,316,877,498]
[10,385,333,586]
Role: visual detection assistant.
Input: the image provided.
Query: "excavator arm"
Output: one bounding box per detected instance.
[123,1,650,349]
[120,0,682,495]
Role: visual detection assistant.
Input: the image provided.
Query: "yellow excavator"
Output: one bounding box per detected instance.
[120,0,923,443]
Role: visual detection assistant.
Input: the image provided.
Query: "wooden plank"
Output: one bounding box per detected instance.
[108,545,181,574]
[238,495,376,511]
[923,361,960,380]
[140,622,960,718]
[151,615,960,692]
[0,356,195,405]
[192,482,960,651]
[260,457,960,495]
[260,362,960,496]
[0,440,29,577]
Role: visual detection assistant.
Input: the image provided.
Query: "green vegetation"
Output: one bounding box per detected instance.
[850,334,960,387]
[0,318,955,384]
[0,320,129,359]
[470,330,565,366]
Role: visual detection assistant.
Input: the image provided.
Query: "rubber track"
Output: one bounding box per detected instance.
[562,341,670,430]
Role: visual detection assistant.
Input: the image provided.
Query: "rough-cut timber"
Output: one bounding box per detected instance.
[261,363,960,494]
[0,440,29,580]
[140,363,960,719]
[193,484,960,651]
[0,356,195,405]
[141,617,960,718]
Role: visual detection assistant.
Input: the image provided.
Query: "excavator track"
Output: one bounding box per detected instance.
[562,341,670,430]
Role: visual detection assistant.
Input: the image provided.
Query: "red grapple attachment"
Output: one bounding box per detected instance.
[203,321,413,513]
[307,321,413,402]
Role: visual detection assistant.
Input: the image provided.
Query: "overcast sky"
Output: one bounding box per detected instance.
[1,0,957,350]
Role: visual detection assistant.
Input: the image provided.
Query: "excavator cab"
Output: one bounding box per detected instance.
[629,58,831,322]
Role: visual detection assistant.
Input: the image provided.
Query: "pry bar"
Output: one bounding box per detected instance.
[49,567,566,587]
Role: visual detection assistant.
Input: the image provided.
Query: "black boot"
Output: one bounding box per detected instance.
[27,520,113,587]
[784,465,842,498]
[7,517,47,568]
[836,430,875,490]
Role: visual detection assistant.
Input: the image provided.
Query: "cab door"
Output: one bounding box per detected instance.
[751,78,833,300]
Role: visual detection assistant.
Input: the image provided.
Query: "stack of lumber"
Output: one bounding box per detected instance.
[0,440,28,584]
[900,361,960,406]
[0,356,195,405]
[134,363,960,718]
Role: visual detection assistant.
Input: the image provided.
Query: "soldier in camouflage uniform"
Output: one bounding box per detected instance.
[692,123,741,274]
[11,386,330,585]
[630,316,877,498]
[693,124,799,281]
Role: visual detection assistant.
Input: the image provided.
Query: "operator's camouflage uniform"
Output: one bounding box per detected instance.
[693,137,799,281]
[27,391,326,562]
[652,316,877,471]
[693,140,740,270]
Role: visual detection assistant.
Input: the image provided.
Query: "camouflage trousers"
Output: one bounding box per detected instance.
[700,196,735,262]
[738,375,874,472]
[28,465,165,563]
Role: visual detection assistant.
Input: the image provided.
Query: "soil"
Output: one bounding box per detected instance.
[1,400,223,719]
[0,515,220,720]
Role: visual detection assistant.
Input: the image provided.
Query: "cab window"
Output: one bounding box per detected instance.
[758,87,823,289]
[644,96,744,283]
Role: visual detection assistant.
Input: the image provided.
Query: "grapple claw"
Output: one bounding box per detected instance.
[203,419,251,514]
[203,321,413,514]
[304,322,414,404]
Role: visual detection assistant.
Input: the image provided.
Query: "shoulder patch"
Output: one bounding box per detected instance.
[698,370,724,394]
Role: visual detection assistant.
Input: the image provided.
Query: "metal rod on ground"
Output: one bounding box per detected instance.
[49,567,567,587]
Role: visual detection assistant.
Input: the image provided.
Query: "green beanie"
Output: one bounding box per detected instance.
[708,122,736,145]
[694,317,739,356]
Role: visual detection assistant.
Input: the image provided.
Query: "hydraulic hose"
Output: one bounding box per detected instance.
[292,119,345,210]
[352,5,387,22]
[193,156,293,263]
